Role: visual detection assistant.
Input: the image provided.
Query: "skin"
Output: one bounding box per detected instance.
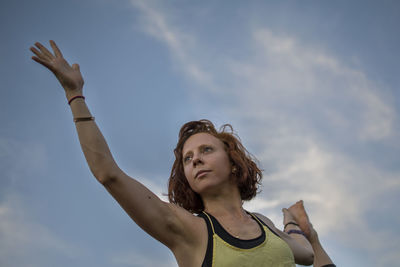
[30,40,315,266]
[287,200,312,239]
[182,133,263,241]
[287,201,335,267]
[182,133,239,205]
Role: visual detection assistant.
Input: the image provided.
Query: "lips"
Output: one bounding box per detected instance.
[195,170,211,179]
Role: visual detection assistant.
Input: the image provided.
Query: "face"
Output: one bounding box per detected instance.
[182,133,233,195]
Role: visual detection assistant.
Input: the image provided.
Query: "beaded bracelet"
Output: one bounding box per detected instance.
[287,229,307,238]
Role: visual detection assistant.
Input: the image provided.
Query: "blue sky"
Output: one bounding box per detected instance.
[1,0,400,266]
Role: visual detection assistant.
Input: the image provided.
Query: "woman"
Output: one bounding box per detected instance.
[30,40,334,267]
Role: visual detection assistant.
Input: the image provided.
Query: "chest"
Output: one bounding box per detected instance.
[217,217,262,240]
[199,212,295,267]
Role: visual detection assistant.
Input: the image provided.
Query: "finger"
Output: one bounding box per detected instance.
[31,56,54,71]
[30,46,45,58]
[35,42,54,60]
[50,40,63,58]
[282,208,291,216]
[72,63,80,71]
[30,47,53,68]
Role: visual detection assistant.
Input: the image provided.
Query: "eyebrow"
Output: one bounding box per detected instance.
[183,144,212,156]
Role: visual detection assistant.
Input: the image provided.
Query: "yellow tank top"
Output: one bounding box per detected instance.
[199,211,295,267]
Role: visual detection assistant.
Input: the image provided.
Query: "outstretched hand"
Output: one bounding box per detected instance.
[30,40,84,98]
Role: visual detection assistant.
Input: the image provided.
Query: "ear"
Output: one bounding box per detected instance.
[232,165,237,174]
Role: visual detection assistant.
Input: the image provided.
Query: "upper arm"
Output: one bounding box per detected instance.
[102,169,202,250]
[254,213,314,266]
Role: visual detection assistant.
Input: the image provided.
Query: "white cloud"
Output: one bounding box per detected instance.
[135,174,169,202]
[228,28,395,141]
[110,249,176,267]
[0,137,90,266]
[0,195,83,267]
[131,0,213,88]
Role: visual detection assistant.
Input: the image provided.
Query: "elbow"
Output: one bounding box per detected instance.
[88,159,121,186]
[306,251,314,266]
[295,250,314,266]
[96,172,117,186]
[92,167,120,186]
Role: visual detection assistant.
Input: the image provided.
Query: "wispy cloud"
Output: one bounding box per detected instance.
[0,195,83,267]
[110,249,176,267]
[131,171,169,202]
[0,137,47,196]
[131,0,213,88]
[229,28,395,141]
[129,0,399,265]
[0,137,87,266]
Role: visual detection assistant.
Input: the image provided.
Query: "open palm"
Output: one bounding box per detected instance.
[30,40,84,94]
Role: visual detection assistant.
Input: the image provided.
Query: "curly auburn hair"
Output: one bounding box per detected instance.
[168,120,262,213]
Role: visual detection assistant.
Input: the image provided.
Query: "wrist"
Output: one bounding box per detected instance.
[308,231,320,245]
[68,95,85,105]
[286,229,307,238]
[284,221,299,230]
[65,89,83,100]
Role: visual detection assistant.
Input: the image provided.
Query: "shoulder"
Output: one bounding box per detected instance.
[252,212,278,229]
[252,212,286,238]
[253,212,314,265]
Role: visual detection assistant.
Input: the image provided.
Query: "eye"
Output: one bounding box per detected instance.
[183,154,192,164]
[203,146,213,153]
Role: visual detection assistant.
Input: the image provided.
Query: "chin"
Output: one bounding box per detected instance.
[195,180,227,196]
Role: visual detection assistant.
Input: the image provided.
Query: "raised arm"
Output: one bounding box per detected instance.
[29,41,202,250]
[31,41,113,183]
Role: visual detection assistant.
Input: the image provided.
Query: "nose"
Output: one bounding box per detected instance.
[192,153,203,167]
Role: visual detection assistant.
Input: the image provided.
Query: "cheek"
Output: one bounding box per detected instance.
[221,154,232,172]
[183,166,192,182]
[183,168,197,191]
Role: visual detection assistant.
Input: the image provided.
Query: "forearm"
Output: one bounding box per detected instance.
[69,96,119,183]
[31,41,120,184]
[309,235,334,267]
[283,224,314,265]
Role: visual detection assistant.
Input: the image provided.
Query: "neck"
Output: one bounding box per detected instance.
[202,185,247,220]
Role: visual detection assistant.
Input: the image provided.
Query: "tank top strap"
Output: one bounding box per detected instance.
[248,212,264,225]
[248,212,281,238]
[197,212,215,267]
[201,211,216,235]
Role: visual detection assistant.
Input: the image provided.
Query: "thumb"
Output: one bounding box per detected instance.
[282,208,290,218]
[72,63,80,70]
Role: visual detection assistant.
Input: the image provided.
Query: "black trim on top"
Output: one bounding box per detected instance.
[252,213,281,238]
[204,211,266,249]
[197,212,285,267]
[198,212,213,267]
